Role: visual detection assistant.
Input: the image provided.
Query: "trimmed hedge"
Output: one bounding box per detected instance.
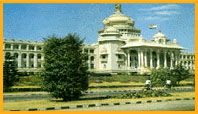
[111,89,171,99]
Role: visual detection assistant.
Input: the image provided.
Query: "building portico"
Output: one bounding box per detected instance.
[123,47,180,73]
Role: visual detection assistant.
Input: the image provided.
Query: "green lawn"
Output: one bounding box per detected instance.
[89,81,145,87]
[14,75,43,87]
[3,91,195,111]
[10,75,194,92]
[89,75,149,83]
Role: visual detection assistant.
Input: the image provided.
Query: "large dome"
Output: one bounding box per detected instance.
[105,26,118,33]
[102,4,135,26]
[99,4,141,37]
[103,13,135,26]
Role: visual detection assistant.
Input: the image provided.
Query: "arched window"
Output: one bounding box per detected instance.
[5,44,11,49]
[29,54,34,60]
[13,53,18,60]
[37,54,42,60]
[5,52,11,59]
[91,56,94,61]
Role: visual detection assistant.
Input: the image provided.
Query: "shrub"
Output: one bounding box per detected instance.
[150,65,191,87]
[150,68,171,87]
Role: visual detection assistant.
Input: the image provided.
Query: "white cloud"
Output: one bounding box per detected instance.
[150,4,180,10]
[154,11,179,15]
[139,4,181,11]
[142,16,169,21]
[138,4,181,21]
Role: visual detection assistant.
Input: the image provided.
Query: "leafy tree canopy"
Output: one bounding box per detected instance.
[3,54,18,91]
[171,64,190,85]
[42,33,89,101]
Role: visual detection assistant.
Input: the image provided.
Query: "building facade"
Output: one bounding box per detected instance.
[3,4,195,74]
[3,39,44,72]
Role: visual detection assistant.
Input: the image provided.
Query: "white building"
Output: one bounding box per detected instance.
[3,39,44,73]
[3,4,195,74]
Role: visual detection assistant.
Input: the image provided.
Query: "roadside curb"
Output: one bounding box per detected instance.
[7,97,195,111]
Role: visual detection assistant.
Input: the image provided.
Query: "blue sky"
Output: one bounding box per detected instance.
[3,3,195,52]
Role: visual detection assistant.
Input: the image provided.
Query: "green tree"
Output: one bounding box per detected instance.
[3,54,18,91]
[42,34,89,101]
[150,67,171,87]
[171,64,190,85]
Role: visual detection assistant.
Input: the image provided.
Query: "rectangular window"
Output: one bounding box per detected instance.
[90,49,94,53]
[13,45,19,50]
[29,45,34,50]
[102,55,106,59]
[5,44,11,49]
[118,55,122,59]
[91,64,94,69]
[21,45,27,50]
[37,46,42,50]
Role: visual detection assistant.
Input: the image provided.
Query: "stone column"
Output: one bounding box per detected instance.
[3,43,5,50]
[34,46,37,51]
[26,53,29,68]
[164,51,167,68]
[157,50,160,68]
[144,51,147,67]
[190,61,192,69]
[186,61,189,69]
[141,50,144,68]
[150,49,153,68]
[34,53,38,68]
[175,52,178,66]
[11,44,13,50]
[27,45,29,51]
[18,53,21,68]
[182,61,184,66]
[178,51,180,64]
[127,50,130,69]
[19,44,21,50]
[88,56,91,70]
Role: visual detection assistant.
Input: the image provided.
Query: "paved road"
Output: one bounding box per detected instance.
[3,88,194,102]
[64,100,195,111]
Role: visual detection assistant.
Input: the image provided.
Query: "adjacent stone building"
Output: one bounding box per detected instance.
[3,39,44,72]
[3,4,195,74]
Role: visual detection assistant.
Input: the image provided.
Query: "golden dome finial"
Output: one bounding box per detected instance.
[114,4,122,13]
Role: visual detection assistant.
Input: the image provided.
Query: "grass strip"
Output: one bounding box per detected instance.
[3,92,195,111]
